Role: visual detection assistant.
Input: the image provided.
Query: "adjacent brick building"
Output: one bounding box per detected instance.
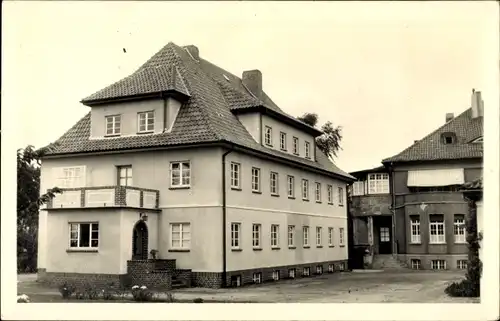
[349,89,484,270]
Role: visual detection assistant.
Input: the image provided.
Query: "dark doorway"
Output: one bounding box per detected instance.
[374,216,392,254]
[132,220,149,260]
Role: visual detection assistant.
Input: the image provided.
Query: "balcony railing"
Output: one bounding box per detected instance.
[46,186,159,210]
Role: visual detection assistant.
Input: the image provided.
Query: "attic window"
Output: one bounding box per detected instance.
[441,132,457,145]
[223,74,230,82]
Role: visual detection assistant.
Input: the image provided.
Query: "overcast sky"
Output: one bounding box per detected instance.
[3,1,498,172]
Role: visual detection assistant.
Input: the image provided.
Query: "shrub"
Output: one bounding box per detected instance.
[84,285,100,300]
[131,285,154,302]
[102,282,116,300]
[445,279,479,297]
[58,283,75,299]
[17,294,30,303]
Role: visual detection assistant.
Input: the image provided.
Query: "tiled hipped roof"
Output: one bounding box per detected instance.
[382,108,483,163]
[45,42,353,181]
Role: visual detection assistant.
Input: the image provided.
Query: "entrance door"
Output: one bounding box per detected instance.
[132,221,149,260]
[378,226,391,254]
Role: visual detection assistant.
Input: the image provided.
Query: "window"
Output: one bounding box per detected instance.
[431,260,446,270]
[231,223,241,249]
[280,132,287,151]
[287,175,295,198]
[410,216,421,243]
[302,179,309,200]
[316,227,322,246]
[441,132,456,145]
[264,126,272,146]
[230,162,241,189]
[454,215,466,243]
[288,268,296,279]
[367,173,390,194]
[303,226,310,247]
[270,172,279,195]
[352,181,365,196]
[380,227,390,242]
[411,259,421,270]
[231,275,241,287]
[293,137,299,155]
[272,270,280,281]
[327,185,333,204]
[457,260,467,269]
[69,223,99,248]
[106,115,121,136]
[328,264,335,273]
[339,228,345,246]
[252,272,262,284]
[252,224,261,248]
[55,166,86,188]
[328,227,334,246]
[171,223,191,249]
[117,166,133,186]
[302,267,310,276]
[271,224,280,248]
[170,161,191,187]
[315,182,321,202]
[316,265,323,274]
[251,167,261,192]
[338,187,344,206]
[429,215,445,244]
[288,225,295,247]
[138,111,154,133]
[305,141,311,158]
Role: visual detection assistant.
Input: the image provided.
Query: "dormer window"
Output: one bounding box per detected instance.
[305,141,311,159]
[441,132,457,145]
[106,115,121,136]
[280,132,287,151]
[138,111,155,133]
[265,126,273,146]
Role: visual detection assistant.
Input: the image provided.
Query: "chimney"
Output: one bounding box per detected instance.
[445,113,454,123]
[471,88,484,118]
[242,70,263,99]
[183,45,199,61]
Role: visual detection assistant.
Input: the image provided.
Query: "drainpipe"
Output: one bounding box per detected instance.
[390,162,397,255]
[221,146,234,288]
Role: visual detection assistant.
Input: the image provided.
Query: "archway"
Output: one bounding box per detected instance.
[132,220,149,260]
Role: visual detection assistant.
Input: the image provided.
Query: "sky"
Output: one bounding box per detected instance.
[3,1,499,173]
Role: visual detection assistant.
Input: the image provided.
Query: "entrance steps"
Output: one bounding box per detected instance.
[372,255,408,270]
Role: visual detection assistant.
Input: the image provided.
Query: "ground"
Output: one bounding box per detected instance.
[17,270,479,303]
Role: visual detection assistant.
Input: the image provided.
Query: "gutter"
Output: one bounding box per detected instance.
[221,146,234,288]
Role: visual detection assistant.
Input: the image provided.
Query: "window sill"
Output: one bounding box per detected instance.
[316,245,323,248]
[429,242,447,245]
[316,201,322,204]
[231,187,242,191]
[339,245,345,247]
[293,153,300,156]
[288,196,296,199]
[303,245,311,249]
[409,242,422,245]
[328,202,334,205]
[66,249,98,253]
[302,199,310,202]
[271,194,280,197]
[169,186,191,190]
[288,246,296,249]
[454,241,467,244]
[328,245,335,248]
[231,248,242,252]
[137,131,154,135]
[271,247,281,250]
[253,247,263,251]
[252,190,262,194]
[104,134,121,138]
[280,149,288,152]
[168,249,190,252]
[339,204,344,207]
[265,144,273,148]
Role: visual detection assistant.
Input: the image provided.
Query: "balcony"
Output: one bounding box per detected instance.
[46,186,159,210]
[397,191,465,204]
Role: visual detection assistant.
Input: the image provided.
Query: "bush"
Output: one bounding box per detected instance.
[17,294,30,303]
[131,285,154,302]
[58,283,75,299]
[84,285,100,300]
[445,279,479,297]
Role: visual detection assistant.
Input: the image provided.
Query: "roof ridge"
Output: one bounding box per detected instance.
[382,107,474,163]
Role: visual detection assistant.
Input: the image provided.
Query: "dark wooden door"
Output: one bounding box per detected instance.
[378,226,392,254]
[132,221,148,260]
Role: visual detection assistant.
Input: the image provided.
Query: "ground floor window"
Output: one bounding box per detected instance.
[316,265,323,274]
[231,275,241,287]
[328,264,334,273]
[431,260,446,270]
[288,268,296,278]
[410,259,421,270]
[457,260,467,269]
[69,222,99,248]
[252,272,262,284]
[302,267,310,276]
[272,270,280,281]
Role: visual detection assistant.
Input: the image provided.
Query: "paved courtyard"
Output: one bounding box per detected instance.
[17,270,479,303]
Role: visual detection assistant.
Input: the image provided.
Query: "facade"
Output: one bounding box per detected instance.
[37,42,354,289]
[349,89,484,270]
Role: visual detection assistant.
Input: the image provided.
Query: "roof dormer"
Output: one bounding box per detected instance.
[441,132,457,145]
